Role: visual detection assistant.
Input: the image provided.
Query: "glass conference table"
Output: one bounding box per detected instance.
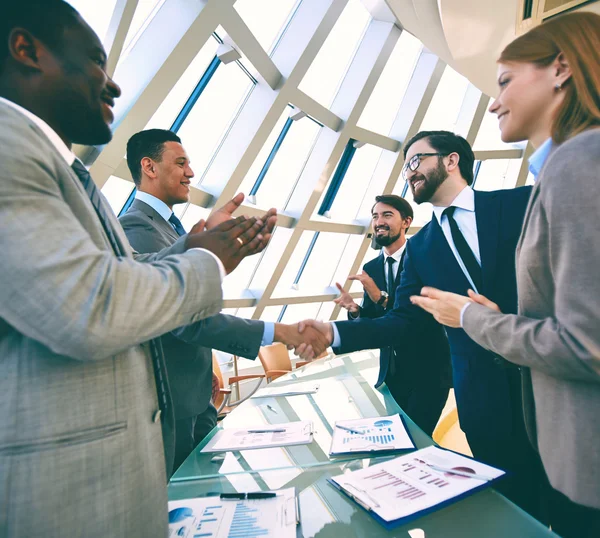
[169,351,556,537]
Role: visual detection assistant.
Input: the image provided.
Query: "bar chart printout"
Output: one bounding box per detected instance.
[330,414,414,455]
[168,488,297,538]
[329,446,505,525]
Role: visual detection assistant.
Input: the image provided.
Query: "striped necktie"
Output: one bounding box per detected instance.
[71,160,170,417]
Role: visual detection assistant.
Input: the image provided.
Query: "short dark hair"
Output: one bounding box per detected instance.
[0,1,80,72]
[126,129,182,186]
[403,130,475,185]
[371,194,414,221]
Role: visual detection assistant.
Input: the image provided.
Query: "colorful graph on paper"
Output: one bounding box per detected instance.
[330,414,414,455]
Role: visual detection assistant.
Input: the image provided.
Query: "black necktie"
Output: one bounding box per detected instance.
[442,206,483,292]
[386,257,396,310]
[71,160,170,418]
[168,213,187,237]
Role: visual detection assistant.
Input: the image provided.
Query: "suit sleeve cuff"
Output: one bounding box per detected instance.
[460,302,472,328]
[193,248,226,281]
[261,322,275,346]
[331,322,341,347]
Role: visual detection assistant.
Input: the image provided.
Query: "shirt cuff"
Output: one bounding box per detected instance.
[261,322,275,346]
[193,248,226,281]
[460,302,472,328]
[331,323,341,347]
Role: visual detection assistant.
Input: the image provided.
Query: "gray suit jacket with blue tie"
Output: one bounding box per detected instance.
[120,199,264,424]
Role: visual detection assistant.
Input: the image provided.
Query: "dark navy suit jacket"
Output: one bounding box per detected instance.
[352,251,451,391]
[335,187,533,441]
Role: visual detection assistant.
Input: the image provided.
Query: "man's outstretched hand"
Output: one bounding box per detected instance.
[274,322,330,360]
[292,319,334,360]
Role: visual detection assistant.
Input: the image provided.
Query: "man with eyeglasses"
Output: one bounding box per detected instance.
[297,131,549,523]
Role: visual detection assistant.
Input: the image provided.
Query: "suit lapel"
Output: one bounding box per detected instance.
[474,191,499,294]
[131,199,180,242]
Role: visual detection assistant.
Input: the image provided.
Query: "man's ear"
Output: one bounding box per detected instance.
[404,215,413,231]
[8,28,46,72]
[446,152,460,174]
[140,157,156,180]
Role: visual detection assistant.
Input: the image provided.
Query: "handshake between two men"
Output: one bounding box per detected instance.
[177,192,334,355]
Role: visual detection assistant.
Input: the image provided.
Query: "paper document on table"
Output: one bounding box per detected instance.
[330,414,415,456]
[251,382,319,398]
[168,487,297,538]
[202,421,314,452]
[329,445,505,528]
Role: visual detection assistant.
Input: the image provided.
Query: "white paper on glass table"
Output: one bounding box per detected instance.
[168,487,298,538]
[251,382,320,398]
[201,421,314,452]
[330,414,415,456]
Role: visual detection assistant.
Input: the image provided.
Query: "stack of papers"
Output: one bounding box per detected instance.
[330,445,505,528]
[330,414,415,456]
[201,421,314,452]
[168,488,297,538]
[251,382,320,398]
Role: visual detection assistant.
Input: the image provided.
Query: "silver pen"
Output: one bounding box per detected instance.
[247,428,286,433]
[335,424,364,435]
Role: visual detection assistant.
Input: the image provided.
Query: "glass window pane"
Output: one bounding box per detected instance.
[420,65,470,132]
[330,234,366,287]
[144,37,221,131]
[237,108,291,198]
[351,244,380,292]
[260,305,284,322]
[227,227,293,297]
[176,64,254,186]
[234,0,300,53]
[121,0,165,55]
[67,0,117,45]
[298,0,370,108]
[242,117,321,211]
[473,97,516,150]
[101,175,134,215]
[316,144,385,221]
[273,231,317,296]
[357,31,423,135]
[280,303,322,324]
[474,159,523,191]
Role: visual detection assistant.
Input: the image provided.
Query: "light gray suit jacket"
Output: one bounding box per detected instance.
[0,102,224,536]
[463,129,600,509]
[119,199,264,423]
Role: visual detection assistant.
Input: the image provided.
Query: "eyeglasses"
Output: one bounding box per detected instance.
[402,153,447,180]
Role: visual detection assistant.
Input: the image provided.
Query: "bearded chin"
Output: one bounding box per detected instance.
[375,233,401,247]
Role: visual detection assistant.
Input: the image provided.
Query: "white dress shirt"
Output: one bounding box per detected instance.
[134,191,274,345]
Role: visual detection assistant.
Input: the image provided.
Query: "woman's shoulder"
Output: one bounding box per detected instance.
[547,128,600,166]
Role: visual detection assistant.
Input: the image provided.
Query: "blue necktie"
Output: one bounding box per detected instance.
[168,213,187,237]
[71,160,170,418]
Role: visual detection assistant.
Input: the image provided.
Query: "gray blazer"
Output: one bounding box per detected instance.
[0,102,223,537]
[463,129,600,509]
[120,199,264,422]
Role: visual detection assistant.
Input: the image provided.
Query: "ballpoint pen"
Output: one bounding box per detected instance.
[247,428,286,433]
[335,424,364,435]
[266,404,278,414]
[220,492,277,500]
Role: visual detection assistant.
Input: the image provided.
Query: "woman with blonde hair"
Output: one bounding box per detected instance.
[411,12,600,537]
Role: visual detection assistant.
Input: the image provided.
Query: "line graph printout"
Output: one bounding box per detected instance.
[330,414,414,455]
[330,446,505,524]
[168,488,297,538]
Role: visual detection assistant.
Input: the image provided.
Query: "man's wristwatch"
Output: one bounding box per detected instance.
[377,291,389,305]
